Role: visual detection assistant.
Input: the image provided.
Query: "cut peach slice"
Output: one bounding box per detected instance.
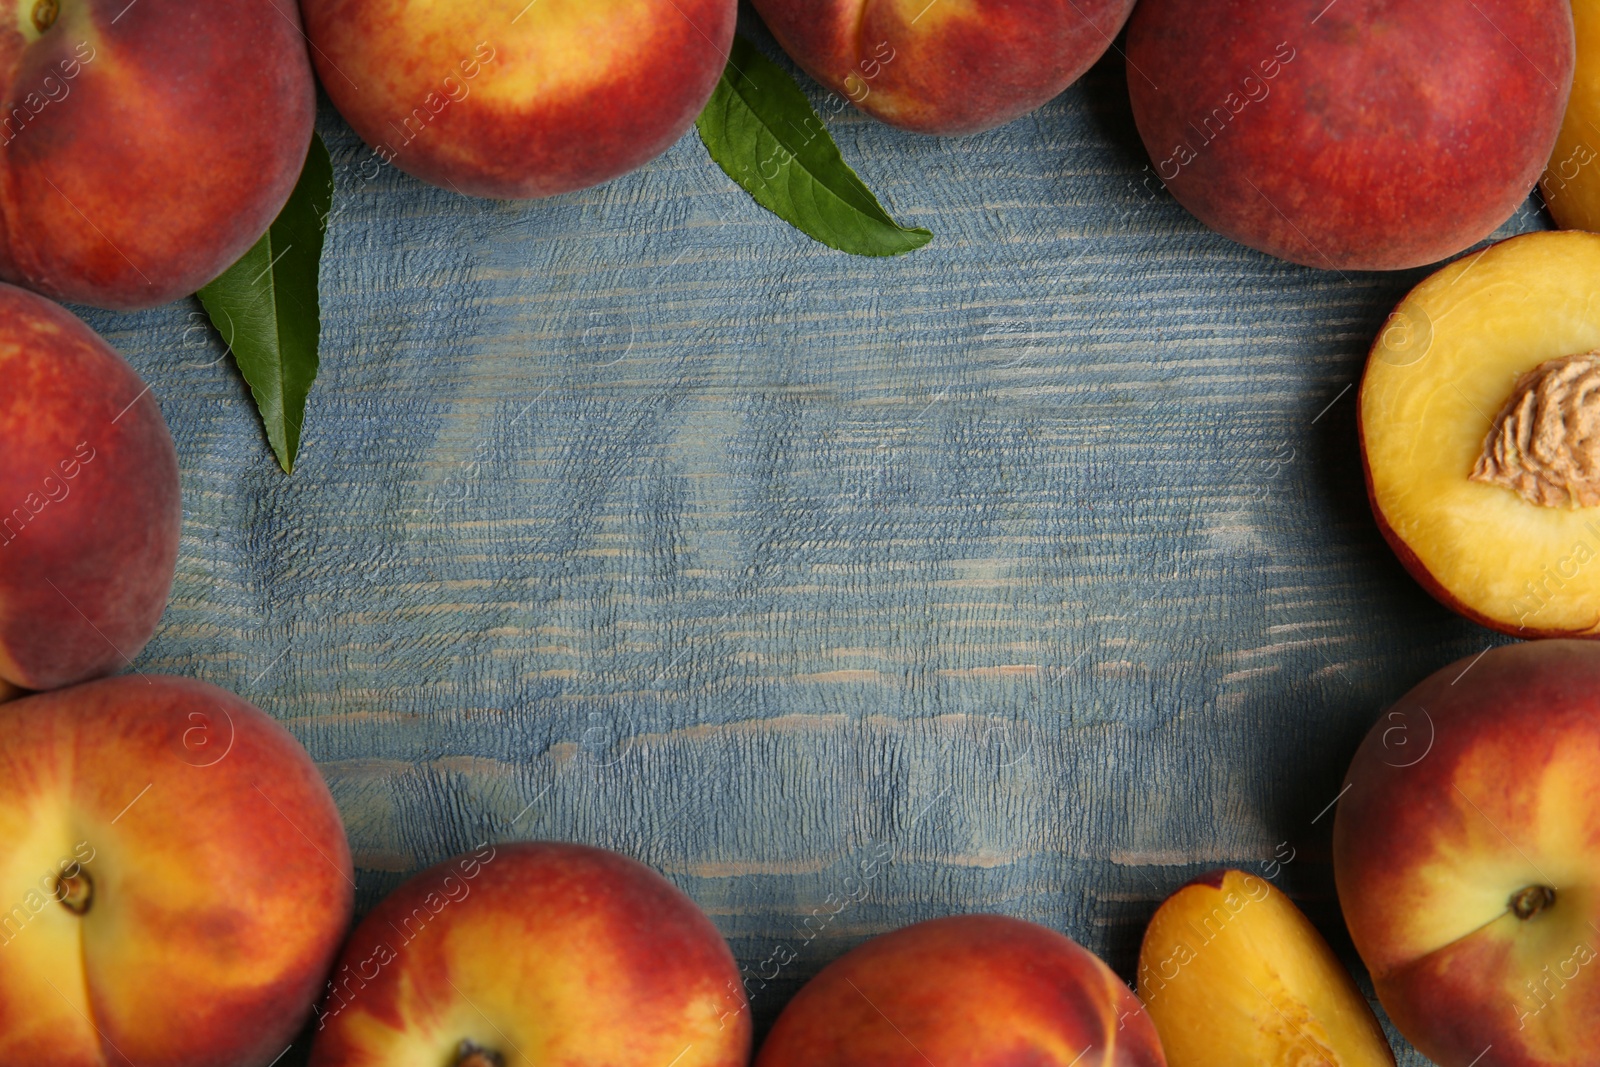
[1543,0,1600,230]
[1137,870,1394,1067]
[1362,230,1600,637]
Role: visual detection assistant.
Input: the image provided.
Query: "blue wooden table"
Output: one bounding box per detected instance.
[79,25,1536,1064]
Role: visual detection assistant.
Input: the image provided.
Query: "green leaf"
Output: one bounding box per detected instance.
[197,132,333,474]
[696,35,931,257]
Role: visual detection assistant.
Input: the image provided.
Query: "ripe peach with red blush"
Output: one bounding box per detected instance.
[750,0,1139,136]
[0,283,179,691]
[309,841,750,1067]
[299,0,737,198]
[1336,640,1600,1066]
[1127,0,1573,270]
[0,675,353,1066]
[755,914,1166,1067]
[0,0,316,308]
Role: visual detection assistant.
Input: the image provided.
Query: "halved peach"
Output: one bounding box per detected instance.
[1362,230,1600,636]
[1138,870,1393,1067]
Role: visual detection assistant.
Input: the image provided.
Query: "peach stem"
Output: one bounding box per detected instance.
[453,1041,504,1067]
[1510,885,1555,920]
[55,870,92,916]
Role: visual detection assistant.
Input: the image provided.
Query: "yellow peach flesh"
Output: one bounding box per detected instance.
[1362,230,1600,634]
[1543,0,1600,230]
[1138,870,1393,1067]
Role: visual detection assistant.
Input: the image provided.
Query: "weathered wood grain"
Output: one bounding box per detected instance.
[71,26,1540,1065]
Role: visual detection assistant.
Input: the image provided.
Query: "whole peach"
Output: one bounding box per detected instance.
[309,841,751,1067]
[1335,641,1600,1067]
[0,0,315,309]
[0,675,353,1066]
[757,914,1165,1067]
[298,0,736,199]
[0,284,179,691]
[751,0,1139,136]
[1126,0,1573,270]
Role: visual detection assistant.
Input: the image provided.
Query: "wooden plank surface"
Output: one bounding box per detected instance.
[77,26,1539,1064]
